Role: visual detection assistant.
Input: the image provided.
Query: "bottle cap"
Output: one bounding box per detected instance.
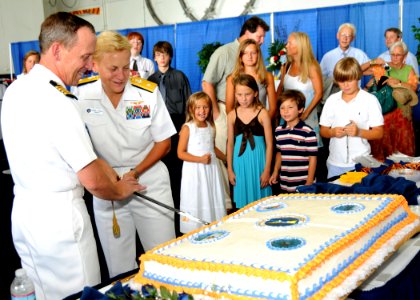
[15,268,26,277]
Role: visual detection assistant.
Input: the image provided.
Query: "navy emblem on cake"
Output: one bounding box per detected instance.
[257,214,308,229]
[190,230,229,244]
[256,201,287,212]
[331,202,365,214]
[267,236,306,251]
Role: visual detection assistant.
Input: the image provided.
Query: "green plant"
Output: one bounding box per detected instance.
[266,39,287,73]
[197,42,223,74]
[411,18,420,64]
[107,284,193,300]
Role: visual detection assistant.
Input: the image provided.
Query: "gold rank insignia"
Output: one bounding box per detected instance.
[77,75,99,87]
[130,76,157,93]
[49,80,77,100]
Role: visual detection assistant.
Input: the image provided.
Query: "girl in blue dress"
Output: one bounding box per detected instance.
[227,74,273,208]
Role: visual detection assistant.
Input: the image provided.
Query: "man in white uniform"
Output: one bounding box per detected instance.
[74,31,176,277]
[1,13,143,300]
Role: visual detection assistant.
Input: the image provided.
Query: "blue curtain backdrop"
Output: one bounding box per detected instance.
[176,16,246,92]
[10,0,420,92]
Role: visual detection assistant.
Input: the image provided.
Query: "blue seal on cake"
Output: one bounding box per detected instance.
[267,236,306,251]
[255,201,287,212]
[331,202,365,214]
[257,214,308,228]
[190,230,229,244]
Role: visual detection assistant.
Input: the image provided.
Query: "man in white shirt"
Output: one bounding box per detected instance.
[377,27,419,76]
[127,31,155,79]
[320,23,371,98]
[320,23,371,79]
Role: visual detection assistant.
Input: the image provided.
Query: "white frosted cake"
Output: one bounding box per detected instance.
[133,194,419,299]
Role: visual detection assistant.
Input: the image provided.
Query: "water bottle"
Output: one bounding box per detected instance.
[10,268,36,300]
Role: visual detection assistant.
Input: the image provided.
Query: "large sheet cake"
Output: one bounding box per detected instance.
[133,194,420,299]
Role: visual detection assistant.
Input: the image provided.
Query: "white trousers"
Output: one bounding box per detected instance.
[94,162,175,277]
[12,187,100,300]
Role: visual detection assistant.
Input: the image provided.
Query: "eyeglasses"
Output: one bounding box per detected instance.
[130,40,143,45]
[340,34,353,38]
[390,53,404,57]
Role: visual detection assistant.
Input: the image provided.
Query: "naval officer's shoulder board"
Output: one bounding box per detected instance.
[130,77,157,93]
[77,75,99,87]
[49,80,77,100]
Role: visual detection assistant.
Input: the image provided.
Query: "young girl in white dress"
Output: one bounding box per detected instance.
[177,92,226,233]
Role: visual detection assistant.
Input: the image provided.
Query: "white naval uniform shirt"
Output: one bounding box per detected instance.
[75,78,177,274]
[75,79,176,168]
[1,64,100,299]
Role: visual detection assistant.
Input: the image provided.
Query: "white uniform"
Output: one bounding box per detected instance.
[1,64,100,300]
[75,77,176,277]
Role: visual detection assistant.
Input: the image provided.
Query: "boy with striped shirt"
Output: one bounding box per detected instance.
[270,90,318,192]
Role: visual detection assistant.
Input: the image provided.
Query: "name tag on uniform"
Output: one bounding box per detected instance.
[126,101,151,120]
[86,107,103,115]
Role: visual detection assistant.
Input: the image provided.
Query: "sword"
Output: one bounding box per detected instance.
[134,191,210,225]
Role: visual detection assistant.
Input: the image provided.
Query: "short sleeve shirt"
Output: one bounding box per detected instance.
[75,79,176,168]
[1,64,97,191]
[320,46,370,78]
[320,89,384,167]
[202,39,240,102]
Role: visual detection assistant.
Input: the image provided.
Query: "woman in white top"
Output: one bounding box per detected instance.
[276,32,323,145]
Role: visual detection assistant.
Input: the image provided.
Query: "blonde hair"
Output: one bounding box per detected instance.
[185,92,215,127]
[287,32,320,83]
[94,31,131,62]
[333,57,362,82]
[231,39,267,84]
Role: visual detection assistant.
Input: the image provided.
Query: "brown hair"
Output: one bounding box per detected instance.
[233,73,261,109]
[22,50,40,74]
[153,41,173,59]
[239,16,269,37]
[279,89,306,111]
[384,27,402,38]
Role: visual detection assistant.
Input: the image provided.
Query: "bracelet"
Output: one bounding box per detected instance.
[130,168,140,179]
[357,129,363,138]
[370,59,376,66]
